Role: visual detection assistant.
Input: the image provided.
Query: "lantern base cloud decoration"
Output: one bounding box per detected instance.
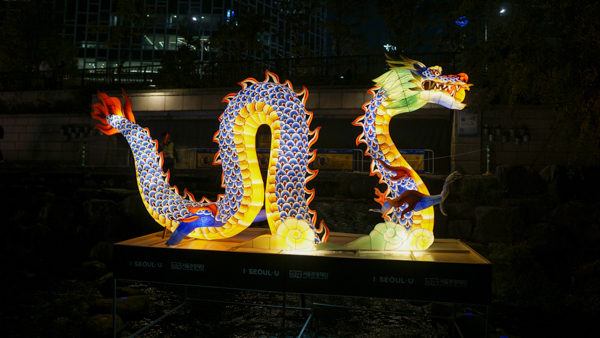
[91,71,328,250]
[348,56,471,251]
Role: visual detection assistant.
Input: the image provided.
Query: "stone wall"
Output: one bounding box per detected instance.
[451,106,584,174]
[483,107,577,168]
[0,89,574,173]
[0,88,452,171]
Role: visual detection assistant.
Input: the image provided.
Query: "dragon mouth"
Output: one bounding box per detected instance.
[422,80,470,103]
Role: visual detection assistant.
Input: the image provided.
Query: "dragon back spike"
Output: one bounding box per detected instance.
[264,70,280,83]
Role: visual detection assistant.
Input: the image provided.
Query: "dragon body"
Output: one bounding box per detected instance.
[351,57,470,250]
[92,72,325,249]
[91,57,470,252]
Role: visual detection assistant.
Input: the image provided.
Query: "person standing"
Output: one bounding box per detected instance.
[159,131,175,173]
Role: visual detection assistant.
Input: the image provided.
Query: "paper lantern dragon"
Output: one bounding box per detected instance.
[92,71,326,250]
[90,56,470,251]
[347,56,470,250]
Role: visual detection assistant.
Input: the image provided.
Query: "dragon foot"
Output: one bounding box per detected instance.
[238,218,316,251]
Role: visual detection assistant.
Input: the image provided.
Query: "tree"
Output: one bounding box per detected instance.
[325,0,372,56]
[0,1,76,88]
[209,13,267,61]
[157,45,200,88]
[379,0,600,164]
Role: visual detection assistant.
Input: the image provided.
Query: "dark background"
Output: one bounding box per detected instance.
[1,0,600,337]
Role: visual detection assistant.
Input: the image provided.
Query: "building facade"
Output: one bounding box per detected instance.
[54,0,327,71]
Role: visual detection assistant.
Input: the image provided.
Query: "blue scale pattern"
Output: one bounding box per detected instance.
[362,89,418,228]
[216,82,315,232]
[107,115,197,223]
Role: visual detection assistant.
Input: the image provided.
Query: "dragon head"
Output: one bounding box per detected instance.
[374,56,472,115]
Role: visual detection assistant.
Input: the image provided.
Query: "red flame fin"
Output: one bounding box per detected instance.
[212,150,221,165]
[352,115,365,126]
[296,86,309,106]
[91,91,138,135]
[284,79,294,91]
[264,70,280,83]
[374,187,390,207]
[238,77,258,90]
[308,126,320,148]
[306,111,314,127]
[361,102,370,112]
[305,169,319,185]
[307,149,317,165]
[367,86,379,96]
[304,187,316,206]
[355,132,365,147]
[184,188,197,202]
[308,209,317,227]
[222,92,236,103]
[164,169,171,184]
[369,160,379,177]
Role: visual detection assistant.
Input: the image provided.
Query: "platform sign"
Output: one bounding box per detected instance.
[457,109,478,136]
[312,150,353,171]
[399,149,430,172]
[114,232,492,304]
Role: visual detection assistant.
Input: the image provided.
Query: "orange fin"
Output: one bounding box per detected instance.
[91,92,137,135]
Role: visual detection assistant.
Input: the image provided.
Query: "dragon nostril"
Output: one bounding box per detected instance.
[458,73,469,82]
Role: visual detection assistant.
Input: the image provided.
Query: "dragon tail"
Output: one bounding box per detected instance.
[91,92,198,233]
[91,91,136,135]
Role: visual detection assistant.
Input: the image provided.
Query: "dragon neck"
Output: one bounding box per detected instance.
[360,89,434,231]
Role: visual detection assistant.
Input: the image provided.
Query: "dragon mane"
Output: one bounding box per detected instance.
[373,55,428,114]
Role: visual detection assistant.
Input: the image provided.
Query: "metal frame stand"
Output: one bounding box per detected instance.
[113,279,314,338]
[113,278,488,338]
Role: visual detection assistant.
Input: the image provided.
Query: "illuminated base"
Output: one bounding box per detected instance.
[115,229,491,304]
